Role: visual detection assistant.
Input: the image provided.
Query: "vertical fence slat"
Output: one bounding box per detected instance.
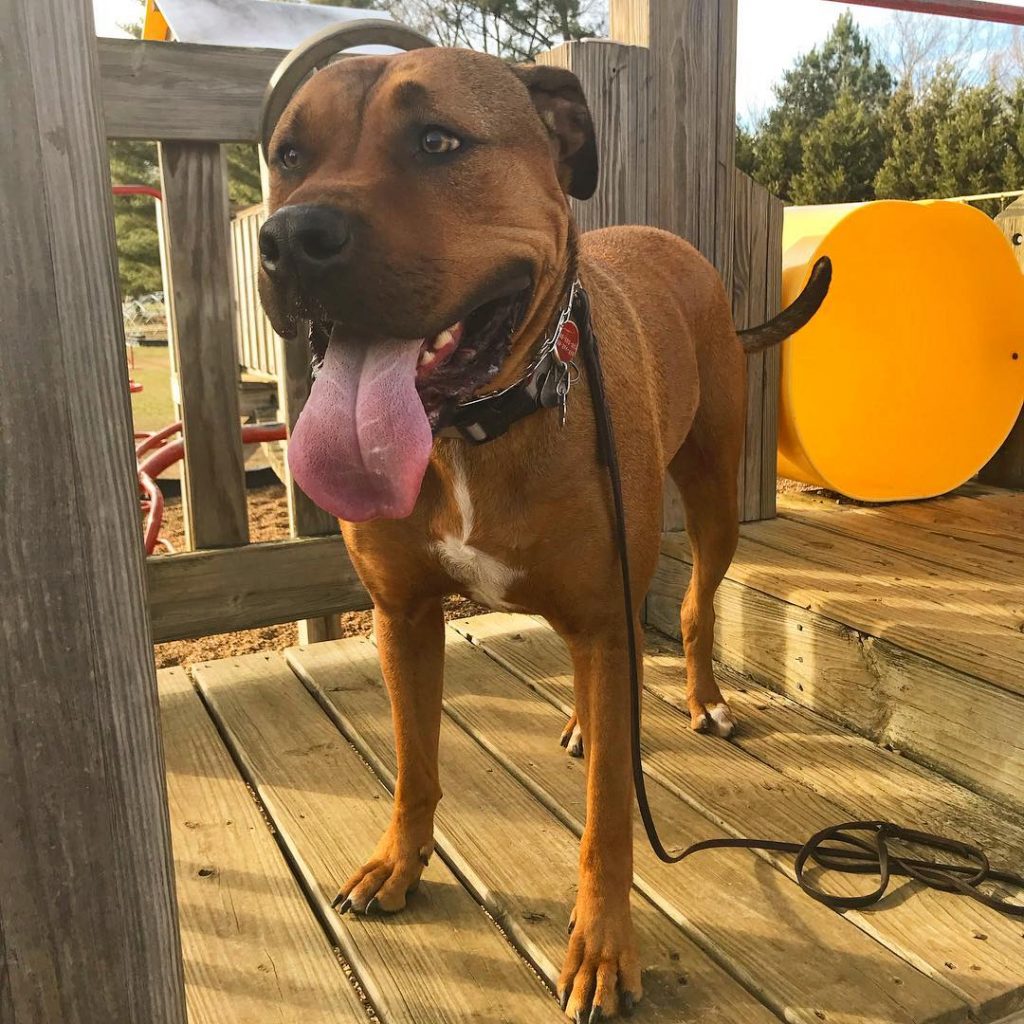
[982,205,1024,488]
[159,141,249,549]
[0,0,187,1019]
[760,193,783,517]
[733,169,782,522]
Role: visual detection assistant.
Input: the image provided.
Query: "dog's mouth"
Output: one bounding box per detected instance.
[290,285,531,524]
[309,287,530,420]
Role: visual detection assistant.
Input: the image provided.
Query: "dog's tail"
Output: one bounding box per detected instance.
[738,256,832,353]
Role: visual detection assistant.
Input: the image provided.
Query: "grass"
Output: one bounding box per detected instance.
[127,343,175,434]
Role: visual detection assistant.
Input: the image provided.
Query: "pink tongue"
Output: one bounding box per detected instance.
[288,336,432,522]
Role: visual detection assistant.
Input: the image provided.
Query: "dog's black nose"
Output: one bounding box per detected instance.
[259,204,351,280]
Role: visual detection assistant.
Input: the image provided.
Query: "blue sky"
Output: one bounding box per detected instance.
[92,0,1023,117]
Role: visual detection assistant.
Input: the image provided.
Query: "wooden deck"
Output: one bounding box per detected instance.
[159,490,1024,1024]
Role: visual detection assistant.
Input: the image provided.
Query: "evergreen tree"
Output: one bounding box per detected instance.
[745,14,893,202]
[875,70,1022,203]
[791,89,885,204]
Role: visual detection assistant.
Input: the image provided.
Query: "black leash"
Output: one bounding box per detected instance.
[574,284,1024,918]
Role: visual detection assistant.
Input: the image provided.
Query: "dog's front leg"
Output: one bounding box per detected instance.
[559,624,643,1021]
[338,597,444,915]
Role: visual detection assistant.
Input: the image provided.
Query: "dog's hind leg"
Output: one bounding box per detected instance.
[669,425,742,738]
[559,711,584,757]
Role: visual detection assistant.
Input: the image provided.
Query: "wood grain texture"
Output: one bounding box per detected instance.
[454,615,1024,1022]
[629,0,738,287]
[437,628,966,1024]
[191,652,568,1024]
[0,1,187,1020]
[639,634,1024,875]
[709,519,1024,695]
[777,491,1023,584]
[289,637,781,1024]
[99,38,284,142]
[648,550,1024,813]
[537,40,650,232]
[147,536,368,642]
[733,171,782,522]
[159,141,249,550]
[158,667,365,1024]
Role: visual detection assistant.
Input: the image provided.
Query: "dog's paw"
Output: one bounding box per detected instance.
[333,830,433,915]
[560,713,584,758]
[690,701,736,739]
[558,899,642,1020]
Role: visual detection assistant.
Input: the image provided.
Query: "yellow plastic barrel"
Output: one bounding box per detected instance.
[779,200,1024,501]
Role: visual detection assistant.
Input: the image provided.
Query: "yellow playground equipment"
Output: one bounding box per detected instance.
[779,200,1024,501]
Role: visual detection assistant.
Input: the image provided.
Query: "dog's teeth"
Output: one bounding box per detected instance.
[418,349,438,367]
[433,329,453,351]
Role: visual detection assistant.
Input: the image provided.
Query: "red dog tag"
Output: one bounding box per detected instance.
[555,320,580,364]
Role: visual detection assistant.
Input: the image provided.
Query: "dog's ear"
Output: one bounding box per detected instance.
[512,63,598,200]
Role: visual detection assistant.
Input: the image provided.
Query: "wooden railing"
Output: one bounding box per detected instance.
[97,7,781,645]
[100,37,365,644]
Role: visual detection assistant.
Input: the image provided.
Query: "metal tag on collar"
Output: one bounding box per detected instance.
[555,320,580,364]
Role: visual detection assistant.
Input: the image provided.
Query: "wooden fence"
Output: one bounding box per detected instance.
[232,203,279,380]
[101,35,365,645]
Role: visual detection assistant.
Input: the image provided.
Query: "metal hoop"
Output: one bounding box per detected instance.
[260,19,435,161]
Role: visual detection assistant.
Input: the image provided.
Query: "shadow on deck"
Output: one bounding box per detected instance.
[159,485,1024,1024]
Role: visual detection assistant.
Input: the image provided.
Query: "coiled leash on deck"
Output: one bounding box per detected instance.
[574,285,1024,919]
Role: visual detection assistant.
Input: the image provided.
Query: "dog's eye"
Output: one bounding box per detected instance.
[279,146,301,170]
[421,129,461,155]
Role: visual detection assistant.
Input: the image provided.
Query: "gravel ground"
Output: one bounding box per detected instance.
[153,480,487,669]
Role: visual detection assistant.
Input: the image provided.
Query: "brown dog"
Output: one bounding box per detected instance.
[259,46,825,1021]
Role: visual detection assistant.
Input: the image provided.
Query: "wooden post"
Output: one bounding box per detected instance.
[0,0,187,1020]
[609,0,738,289]
[982,202,1024,488]
[537,41,651,231]
[159,141,250,550]
[733,171,783,521]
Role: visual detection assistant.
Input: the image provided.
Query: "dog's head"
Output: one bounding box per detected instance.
[258,47,596,522]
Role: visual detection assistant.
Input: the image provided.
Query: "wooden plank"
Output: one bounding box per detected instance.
[191,652,570,1024]
[159,141,249,549]
[647,551,1024,814]
[776,492,1024,584]
[760,189,783,518]
[865,492,1024,557]
[147,536,368,642]
[454,614,1024,1022]
[733,170,782,523]
[289,638,783,1024]
[639,635,1024,875]
[99,38,284,142]
[0,0,187,1020]
[435,630,968,1024]
[537,40,650,231]
[158,667,366,1024]
[609,0,737,287]
[714,520,1024,695]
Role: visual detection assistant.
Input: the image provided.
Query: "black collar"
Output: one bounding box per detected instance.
[434,280,589,444]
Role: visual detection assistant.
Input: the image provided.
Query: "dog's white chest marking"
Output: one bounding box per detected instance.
[432,452,522,610]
